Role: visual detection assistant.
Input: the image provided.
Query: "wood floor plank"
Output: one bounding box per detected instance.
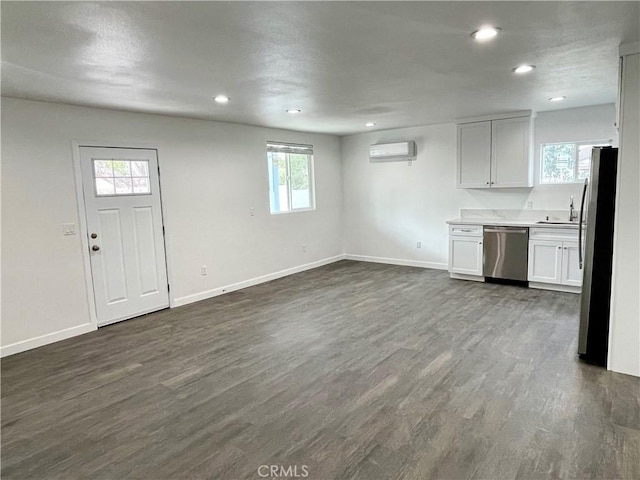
[2,260,639,479]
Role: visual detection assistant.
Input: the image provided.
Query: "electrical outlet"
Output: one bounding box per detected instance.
[249,207,255,216]
[201,265,208,276]
[416,241,422,248]
[62,223,76,235]
[526,200,533,210]
[302,244,307,252]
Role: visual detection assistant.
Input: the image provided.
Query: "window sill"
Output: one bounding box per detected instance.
[270,208,316,215]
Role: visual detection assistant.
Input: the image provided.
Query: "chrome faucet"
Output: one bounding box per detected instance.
[569,195,578,222]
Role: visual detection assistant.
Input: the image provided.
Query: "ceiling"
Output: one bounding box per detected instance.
[2,1,639,135]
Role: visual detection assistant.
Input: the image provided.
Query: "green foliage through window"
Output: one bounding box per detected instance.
[267,143,314,213]
[541,141,609,184]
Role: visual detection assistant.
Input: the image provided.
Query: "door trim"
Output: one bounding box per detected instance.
[71,141,172,330]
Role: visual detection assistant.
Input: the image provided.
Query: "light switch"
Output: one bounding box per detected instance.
[62,223,77,235]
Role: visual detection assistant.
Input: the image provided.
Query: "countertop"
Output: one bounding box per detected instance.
[447,218,583,229]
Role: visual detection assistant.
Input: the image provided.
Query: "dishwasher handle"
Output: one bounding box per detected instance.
[484,227,528,234]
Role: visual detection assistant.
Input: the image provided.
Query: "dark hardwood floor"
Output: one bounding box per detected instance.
[2,260,639,480]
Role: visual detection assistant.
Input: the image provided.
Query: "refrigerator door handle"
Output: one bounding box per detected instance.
[578,178,589,269]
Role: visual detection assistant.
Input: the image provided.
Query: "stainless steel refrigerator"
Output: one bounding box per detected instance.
[578,146,618,366]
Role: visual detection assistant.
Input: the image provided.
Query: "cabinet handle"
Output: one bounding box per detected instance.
[563,247,567,249]
[490,181,495,185]
[486,181,490,185]
[479,242,482,245]
[558,246,561,249]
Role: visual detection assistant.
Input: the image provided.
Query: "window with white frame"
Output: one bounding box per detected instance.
[267,142,315,214]
[540,140,610,184]
[93,159,151,196]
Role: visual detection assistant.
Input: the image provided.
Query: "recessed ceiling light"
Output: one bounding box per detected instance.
[471,26,500,41]
[286,109,301,114]
[214,95,230,104]
[365,122,376,127]
[512,65,536,74]
[549,96,567,102]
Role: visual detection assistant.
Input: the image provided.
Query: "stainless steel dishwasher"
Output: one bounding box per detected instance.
[483,226,529,281]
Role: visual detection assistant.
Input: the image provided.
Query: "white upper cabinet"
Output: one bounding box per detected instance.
[457,121,492,188]
[491,117,533,187]
[457,112,534,189]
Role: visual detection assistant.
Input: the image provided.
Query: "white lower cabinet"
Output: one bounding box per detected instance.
[528,228,582,291]
[448,224,483,279]
[561,242,582,286]
[449,236,483,276]
[448,224,582,290]
[528,240,562,283]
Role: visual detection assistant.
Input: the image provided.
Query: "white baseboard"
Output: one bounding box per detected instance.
[529,282,581,294]
[3,254,443,357]
[608,361,640,378]
[449,273,485,282]
[172,254,346,307]
[344,254,447,270]
[1,323,96,358]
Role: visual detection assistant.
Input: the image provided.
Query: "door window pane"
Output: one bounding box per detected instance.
[131,161,149,177]
[94,161,114,178]
[133,177,150,193]
[95,177,115,195]
[115,177,133,194]
[93,159,151,196]
[112,160,131,177]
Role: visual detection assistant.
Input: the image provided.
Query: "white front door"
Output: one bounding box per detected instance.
[80,147,169,326]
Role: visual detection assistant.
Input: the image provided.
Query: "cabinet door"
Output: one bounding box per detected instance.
[449,236,483,276]
[490,117,533,188]
[457,121,491,188]
[528,240,562,283]
[561,242,583,286]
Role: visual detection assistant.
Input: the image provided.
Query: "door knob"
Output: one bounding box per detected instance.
[90,233,98,239]
[91,245,100,251]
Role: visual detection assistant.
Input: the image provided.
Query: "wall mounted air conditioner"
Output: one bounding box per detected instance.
[369,141,416,162]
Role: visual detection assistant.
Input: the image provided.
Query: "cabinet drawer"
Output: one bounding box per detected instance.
[449,224,483,237]
[530,227,580,241]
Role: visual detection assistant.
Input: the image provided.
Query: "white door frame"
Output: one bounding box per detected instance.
[71,140,174,330]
